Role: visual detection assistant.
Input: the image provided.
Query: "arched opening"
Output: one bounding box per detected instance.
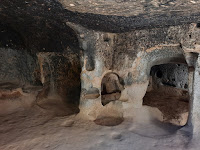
[101,73,124,106]
[143,63,189,126]
[0,14,81,116]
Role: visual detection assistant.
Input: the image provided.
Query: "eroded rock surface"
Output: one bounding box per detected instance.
[1,0,200,149]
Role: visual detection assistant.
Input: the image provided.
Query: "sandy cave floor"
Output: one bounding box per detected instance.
[0,102,198,150]
[143,88,189,125]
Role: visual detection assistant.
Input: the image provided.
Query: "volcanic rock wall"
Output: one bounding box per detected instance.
[150,63,189,90]
[1,0,200,125]
[0,19,82,115]
[74,23,200,120]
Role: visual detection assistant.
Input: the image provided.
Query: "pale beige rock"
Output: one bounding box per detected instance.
[61,120,74,127]
[84,93,100,99]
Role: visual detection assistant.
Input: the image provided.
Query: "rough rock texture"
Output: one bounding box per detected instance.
[0,2,79,52]
[0,48,40,88]
[60,0,200,17]
[1,0,200,149]
[76,23,200,123]
[101,73,124,94]
[101,73,124,105]
[1,0,200,34]
[144,63,189,126]
[143,88,189,126]
[37,52,81,104]
[151,63,189,89]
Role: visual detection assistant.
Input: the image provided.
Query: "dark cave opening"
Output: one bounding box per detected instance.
[0,20,81,116]
[143,63,189,126]
[101,73,124,106]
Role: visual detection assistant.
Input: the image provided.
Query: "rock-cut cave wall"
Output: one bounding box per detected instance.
[0,11,82,114]
[76,23,200,120]
[150,63,189,90]
[1,1,200,133]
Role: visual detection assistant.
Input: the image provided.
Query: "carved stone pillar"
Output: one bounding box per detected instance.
[187,54,200,137]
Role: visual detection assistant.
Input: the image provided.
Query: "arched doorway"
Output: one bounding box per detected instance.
[143,63,189,126]
[101,73,124,106]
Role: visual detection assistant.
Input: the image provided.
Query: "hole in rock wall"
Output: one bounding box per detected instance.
[143,63,189,126]
[196,23,200,28]
[0,22,81,116]
[101,73,124,106]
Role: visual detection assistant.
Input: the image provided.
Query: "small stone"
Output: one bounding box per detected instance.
[115,0,124,3]
[111,132,122,140]
[80,34,84,38]
[84,93,100,99]
[44,144,50,148]
[169,2,175,5]
[41,132,46,135]
[60,120,74,127]
[75,1,82,5]
[69,4,75,7]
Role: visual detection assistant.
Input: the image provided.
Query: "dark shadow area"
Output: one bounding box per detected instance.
[94,116,124,126]
[0,3,82,116]
[144,63,189,126]
[101,73,124,106]
[1,0,200,33]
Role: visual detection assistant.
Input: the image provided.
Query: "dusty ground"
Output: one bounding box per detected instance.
[0,85,196,150]
[0,103,197,150]
[143,87,189,126]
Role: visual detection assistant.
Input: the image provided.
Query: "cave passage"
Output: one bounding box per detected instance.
[143,63,189,126]
[101,73,124,106]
